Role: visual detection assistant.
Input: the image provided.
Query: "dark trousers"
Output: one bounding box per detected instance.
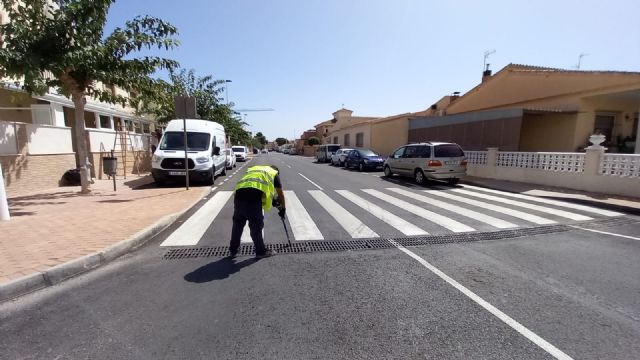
[230,195,266,255]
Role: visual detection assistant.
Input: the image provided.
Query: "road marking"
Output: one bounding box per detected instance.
[287,165,292,168]
[298,173,323,190]
[425,190,556,225]
[363,189,475,233]
[160,191,233,247]
[309,190,379,238]
[241,221,264,243]
[461,185,623,217]
[336,190,427,236]
[285,191,324,240]
[210,186,218,192]
[452,189,592,221]
[389,239,574,360]
[569,226,640,241]
[388,188,517,229]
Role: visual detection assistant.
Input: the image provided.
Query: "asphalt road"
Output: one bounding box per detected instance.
[1,152,639,360]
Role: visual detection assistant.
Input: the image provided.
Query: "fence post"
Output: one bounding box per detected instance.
[584,148,603,176]
[0,163,10,221]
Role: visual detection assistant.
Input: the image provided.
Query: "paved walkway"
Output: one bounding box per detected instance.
[0,175,209,285]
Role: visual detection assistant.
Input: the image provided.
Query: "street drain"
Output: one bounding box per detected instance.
[167,218,629,260]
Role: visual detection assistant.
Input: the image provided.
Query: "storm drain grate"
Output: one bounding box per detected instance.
[573,216,638,229]
[162,222,586,260]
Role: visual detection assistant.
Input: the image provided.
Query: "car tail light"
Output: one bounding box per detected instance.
[428,160,442,167]
[460,159,468,166]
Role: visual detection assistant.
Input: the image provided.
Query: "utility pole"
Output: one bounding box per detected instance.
[575,53,589,70]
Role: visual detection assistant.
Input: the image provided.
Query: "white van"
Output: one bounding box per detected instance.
[152,119,226,186]
[232,145,249,161]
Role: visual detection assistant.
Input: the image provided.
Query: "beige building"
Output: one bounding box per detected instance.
[322,108,379,149]
[409,64,640,153]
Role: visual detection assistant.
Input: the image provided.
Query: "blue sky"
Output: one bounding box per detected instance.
[106,0,640,141]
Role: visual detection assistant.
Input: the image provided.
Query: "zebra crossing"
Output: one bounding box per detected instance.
[159,184,623,247]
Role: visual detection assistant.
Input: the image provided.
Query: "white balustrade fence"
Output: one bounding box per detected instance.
[601,154,640,178]
[467,148,639,198]
[497,152,585,172]
[465,151,487,165]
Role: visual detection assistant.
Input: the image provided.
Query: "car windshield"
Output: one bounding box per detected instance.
[358,149,378,156]
[159,132,210,151]
[434,144,464,157]
[232,147,245,152]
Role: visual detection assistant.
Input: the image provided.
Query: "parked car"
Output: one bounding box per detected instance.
[383,142,467,185]
[316,144,340,163]
[232,145,249,161]
[345,149,385,171]
[289,148,298,155]
[224,148,236,169]
[331,148,353,166]
[152,119,226,186]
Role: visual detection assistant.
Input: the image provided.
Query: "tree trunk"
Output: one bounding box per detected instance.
[72,92,92,194]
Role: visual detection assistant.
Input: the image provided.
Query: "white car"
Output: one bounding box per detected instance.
[232,145,248,161]
[331,148,353,166]
[224,148,236,169]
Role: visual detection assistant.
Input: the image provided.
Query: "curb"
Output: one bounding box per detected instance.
[0,188,210,303]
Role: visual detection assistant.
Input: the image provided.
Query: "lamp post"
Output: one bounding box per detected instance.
[222,79,232,105]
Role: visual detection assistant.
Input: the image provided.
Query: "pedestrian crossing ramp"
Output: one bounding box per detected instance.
[160,184,625,248]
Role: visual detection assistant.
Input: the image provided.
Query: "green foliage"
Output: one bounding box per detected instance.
[307,136,320,146]
[254,132,267,146]
[0,0,179,103]
[275,137,288,146]
[134,68,251,145]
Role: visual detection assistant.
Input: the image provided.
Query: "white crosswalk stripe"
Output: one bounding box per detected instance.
[160,191,233,247]
[336,190,428,236]
[424,190,557,225]
[460,184,623,217]
[309,190,379,238]
[285,190,324,240]
[451,188,593,221]
[387,187,518,229]
[363,189,475,233]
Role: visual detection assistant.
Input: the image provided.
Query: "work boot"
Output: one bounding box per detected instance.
[255,249,275,259]
[227,250,238,259]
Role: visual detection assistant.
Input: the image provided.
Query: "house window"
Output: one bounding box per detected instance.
[143,123,150,133]
[99,115,111,129]
[355,132,364,147]
[344,134,350,147]
[30,105,53,126]
[84,111,96,128]
[134,121,142,134]
[333,136,338,144]
[594,114,615,142]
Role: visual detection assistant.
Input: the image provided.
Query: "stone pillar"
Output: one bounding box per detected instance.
[584,148,604,176]
[487,147,499,166]
[109,116,114,130]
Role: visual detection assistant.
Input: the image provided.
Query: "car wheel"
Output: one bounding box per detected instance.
[447,178,460,186]
[205,170,215,186]
[414,169,425,185]
[233,163,236,168]
[358,163,364,172]
[383,166,393,177]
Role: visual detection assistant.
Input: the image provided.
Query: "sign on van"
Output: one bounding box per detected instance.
[174,96,197,119]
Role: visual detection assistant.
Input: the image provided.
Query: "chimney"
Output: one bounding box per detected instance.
[482,63,492,83]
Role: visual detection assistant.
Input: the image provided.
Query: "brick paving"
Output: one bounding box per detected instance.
[0,176,209,285]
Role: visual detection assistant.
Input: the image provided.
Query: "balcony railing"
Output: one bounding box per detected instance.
[601,154,640,178]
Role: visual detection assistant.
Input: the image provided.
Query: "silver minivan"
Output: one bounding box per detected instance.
[383,142,467,185]
[316,144,340,163]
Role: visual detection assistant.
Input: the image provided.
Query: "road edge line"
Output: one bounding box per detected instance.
[0,187,210,304]
[389,239,574,360]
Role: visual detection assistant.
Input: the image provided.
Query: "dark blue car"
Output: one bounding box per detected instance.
[345,149,385,171]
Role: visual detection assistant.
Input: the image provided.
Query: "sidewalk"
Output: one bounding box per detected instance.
[0,175,209,300]
[462,176,640,213]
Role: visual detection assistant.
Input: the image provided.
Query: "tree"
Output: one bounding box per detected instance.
[134,68,251,145]
[0,0,179,193]
[254,132,267,146]
[307,136,320,146]
[275,137,288,146]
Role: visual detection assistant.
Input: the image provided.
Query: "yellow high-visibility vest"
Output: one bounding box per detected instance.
[235,165,279,211]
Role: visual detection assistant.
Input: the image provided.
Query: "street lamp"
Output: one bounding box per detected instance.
[222,79,232,105]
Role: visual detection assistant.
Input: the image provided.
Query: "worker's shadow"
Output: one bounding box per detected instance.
[184,257,258,283]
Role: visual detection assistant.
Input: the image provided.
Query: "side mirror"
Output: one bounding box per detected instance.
[213,146,221,156]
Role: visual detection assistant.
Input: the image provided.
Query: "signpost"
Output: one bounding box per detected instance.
[174,96,197,190]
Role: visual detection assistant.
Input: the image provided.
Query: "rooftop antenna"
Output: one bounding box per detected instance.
[574,53,589,70]
[483,50,496,71]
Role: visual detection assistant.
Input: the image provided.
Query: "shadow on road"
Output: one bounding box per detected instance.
[184,257,260,283]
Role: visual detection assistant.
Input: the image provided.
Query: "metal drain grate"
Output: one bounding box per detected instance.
[574,216,638,229]
[162,222,582,260]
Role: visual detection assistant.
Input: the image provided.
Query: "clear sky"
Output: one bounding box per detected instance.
[105,0,640,141]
